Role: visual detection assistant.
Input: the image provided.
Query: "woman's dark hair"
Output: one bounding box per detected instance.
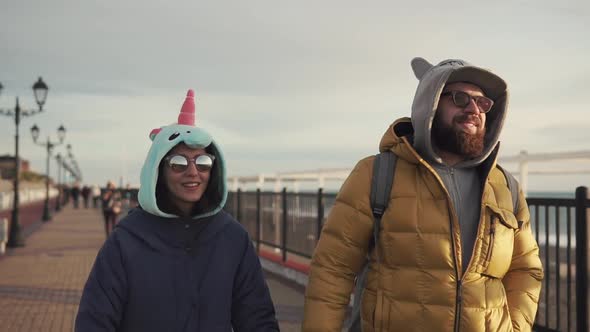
[155,143,223,216]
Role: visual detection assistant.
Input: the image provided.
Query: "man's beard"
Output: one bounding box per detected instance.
[432,112,486,159]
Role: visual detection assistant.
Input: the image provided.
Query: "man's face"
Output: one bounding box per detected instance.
[432,82,488,158]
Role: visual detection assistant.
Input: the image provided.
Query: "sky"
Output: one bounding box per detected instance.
[0,0,589,193]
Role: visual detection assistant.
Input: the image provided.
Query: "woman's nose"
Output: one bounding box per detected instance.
[185,161,200,176]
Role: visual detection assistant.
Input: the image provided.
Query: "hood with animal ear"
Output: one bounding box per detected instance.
[410,57,509,167]
[138,89,227,219]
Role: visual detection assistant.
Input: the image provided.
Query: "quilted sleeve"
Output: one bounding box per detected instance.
[302,157,376,332]
[502,188,544,332]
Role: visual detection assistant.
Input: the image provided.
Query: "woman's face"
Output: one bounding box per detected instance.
[162,144,211,215]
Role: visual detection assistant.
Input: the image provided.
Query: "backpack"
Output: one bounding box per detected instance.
[346,152,520,332]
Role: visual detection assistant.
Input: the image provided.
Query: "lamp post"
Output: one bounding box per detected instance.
[66,144,82,182]
[0,78,49,247]
[62,144,72,206]
[60,144,81,206]
[55,153,63,212]
[31,124,66,221]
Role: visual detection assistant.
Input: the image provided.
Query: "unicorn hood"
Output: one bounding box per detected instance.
[138,89,227,219]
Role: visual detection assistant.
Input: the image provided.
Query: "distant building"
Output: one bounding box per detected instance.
[0,155,30,180]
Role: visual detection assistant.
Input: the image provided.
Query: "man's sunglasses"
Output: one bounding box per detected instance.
[441,90,494,113]
[164,154,215,173]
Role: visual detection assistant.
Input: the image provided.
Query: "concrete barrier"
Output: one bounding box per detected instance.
[257,249,310,288]
[0,197,58,241]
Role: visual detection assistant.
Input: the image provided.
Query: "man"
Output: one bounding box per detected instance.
[71,182,81,209]
[101,181,118,237]
[302,57,543,332]
[91,184,101,208]
[81,185,91,208]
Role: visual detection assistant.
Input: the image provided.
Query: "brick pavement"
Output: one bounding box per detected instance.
[0,205,306,331]
[266,275,304,332]
[0,206,104,332]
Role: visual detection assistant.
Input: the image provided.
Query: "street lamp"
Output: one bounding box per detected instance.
[66,144,82,182]
[59,144,83,207]
[60,154,70,206]
[0,77,49,247]
[31,124,66,221]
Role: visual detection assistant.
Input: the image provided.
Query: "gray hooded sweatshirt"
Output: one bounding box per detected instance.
[409,57,509,272]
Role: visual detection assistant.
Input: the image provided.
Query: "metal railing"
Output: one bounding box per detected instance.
[226,188,335,260]
[226,187,589,332]
[528,187,589,332]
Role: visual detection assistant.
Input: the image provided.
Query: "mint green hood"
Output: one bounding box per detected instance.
[138,90,227,219]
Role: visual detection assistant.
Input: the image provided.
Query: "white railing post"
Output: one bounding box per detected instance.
[274,178,282,193]
[257,175,265,190]
[0,218,7,255]
[518,150,529,195]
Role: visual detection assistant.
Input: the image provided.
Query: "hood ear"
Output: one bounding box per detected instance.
[149,128,162,141]
[411,57,433,80]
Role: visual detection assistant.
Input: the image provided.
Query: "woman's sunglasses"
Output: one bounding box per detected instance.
[164,154,215,173]
[441,90,494,113]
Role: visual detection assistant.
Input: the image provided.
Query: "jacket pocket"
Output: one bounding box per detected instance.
[359,288,375,331]
[482,205,519,279]
[368,289,393,332]
[485,304,515,332]
[485,284,515,332]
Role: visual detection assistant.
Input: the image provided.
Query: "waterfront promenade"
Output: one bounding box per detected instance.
[0,205,305,332]
[1,187,587,331]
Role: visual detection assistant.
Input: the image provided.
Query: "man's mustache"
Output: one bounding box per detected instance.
[454,114,481,127]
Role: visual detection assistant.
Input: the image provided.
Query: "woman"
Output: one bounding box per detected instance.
[75,90,279,331]
[101,181,120,237]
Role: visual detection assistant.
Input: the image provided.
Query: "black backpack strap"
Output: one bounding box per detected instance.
[347,152,397,332]
[369,152,397,252]
[497,164,520,215]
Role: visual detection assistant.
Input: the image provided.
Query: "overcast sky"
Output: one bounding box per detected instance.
[1,0,589,192]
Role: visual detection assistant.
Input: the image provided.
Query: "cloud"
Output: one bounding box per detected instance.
[1,0,589,191]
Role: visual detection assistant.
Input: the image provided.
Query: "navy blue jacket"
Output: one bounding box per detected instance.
[75,208,279,332]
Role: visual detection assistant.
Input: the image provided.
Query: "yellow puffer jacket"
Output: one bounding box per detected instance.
[303,119,543,332]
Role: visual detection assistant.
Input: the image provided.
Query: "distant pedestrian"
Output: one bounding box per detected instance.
[71,183,81,209]
[101,181,119,237]
[62,184,70,205]
[81,185,91,209]
[91,184,101,208]
[122,183,132,209]
[76,89,278,332]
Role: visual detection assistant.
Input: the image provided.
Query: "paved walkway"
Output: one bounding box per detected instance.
[0,205,304,331]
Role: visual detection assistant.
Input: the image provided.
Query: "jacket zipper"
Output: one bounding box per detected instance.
[455,279,463,331]
[401,136,500,332]
[438,167,461,332]
[450,209,461,332]
[447,167,462,332]
[485,216,496,263]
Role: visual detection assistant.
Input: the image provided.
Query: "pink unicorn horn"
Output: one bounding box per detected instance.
[178,89,196,126]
